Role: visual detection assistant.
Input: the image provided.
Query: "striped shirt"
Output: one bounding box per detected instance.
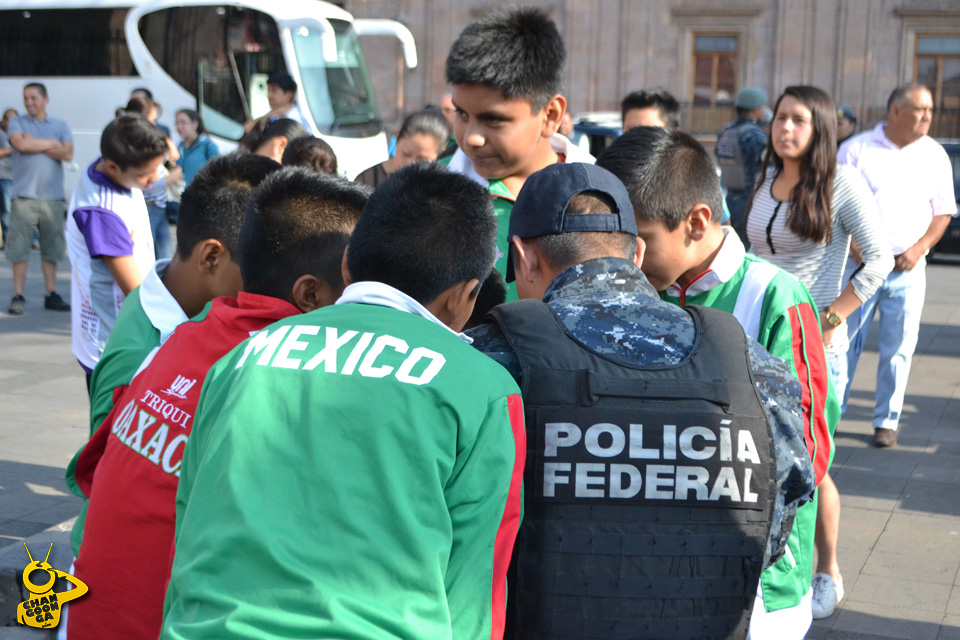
[745,163,893,310]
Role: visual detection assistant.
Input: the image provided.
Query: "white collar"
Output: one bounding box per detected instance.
[139,259,189,343]
[663,226,744,299]
[335,281,473,344]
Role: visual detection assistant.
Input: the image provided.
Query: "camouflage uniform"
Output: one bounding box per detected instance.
[468,256,815,563]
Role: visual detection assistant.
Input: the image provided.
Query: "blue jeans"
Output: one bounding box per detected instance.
[147,202,171,260]
[843,259,926,431]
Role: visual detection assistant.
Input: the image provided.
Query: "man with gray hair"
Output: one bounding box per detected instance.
[839,84,955,449]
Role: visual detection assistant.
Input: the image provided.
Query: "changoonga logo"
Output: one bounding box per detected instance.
[16,543,88,629]
[162,374,197,399]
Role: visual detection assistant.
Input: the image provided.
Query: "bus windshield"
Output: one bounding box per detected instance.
[292,19,381,138]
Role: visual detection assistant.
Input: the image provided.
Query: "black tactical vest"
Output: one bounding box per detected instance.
[488,299,775,640]
[716,120,764,192]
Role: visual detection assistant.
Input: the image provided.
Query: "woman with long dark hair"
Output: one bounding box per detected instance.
[746,86,892,625]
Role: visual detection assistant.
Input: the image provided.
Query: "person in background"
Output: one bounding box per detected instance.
[621,89,681,130]
[239,118,308,164]
[839,83,955,450]
[173,109,218,187]
[620,89,732,224]
[281,135,338,175]
[66,114,167,384]
[244,72,312,132]
[354,110,450,188]
[130,88,171,137]
[747,85,894,623]
[558,111,589,151]
[6,82,74,315]
[0,108,16,249]
[437,94,459,155]
[122,96,179,260]
[837,106,857,144]
[716,87,769,243]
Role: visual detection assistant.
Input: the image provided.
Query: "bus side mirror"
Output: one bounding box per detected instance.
[353,19,418,69]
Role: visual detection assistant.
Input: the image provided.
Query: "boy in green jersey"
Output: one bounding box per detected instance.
[441,7,594,300]
[160,164,525,640]
[598,126,840,639]
[65,153,281,556]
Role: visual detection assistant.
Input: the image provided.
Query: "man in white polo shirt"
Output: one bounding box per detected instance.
[838,84,956,448]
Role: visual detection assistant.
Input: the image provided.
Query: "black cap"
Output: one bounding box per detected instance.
[505,163,637,282]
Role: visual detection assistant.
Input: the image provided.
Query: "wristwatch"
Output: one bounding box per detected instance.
[822,309,844,328]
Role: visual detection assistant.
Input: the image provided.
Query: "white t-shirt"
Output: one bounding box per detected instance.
[837,123,956,255]
[66,160,155,371]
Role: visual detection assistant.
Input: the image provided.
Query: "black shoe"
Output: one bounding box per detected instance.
[44,291,70,311]
[8,295,25,315]
[873,427,898,448]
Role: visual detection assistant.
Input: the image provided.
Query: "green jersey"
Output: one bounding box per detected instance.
[160,284,525,640]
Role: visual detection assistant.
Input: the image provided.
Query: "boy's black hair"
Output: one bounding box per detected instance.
[445,7,566,111]
[176,153,282,261]
[131,87,154,99]
[239,117,308,153]
[282,136,338,175]
[621,89,681,129]
[464,269,507,330]
[239,167,369,299]
[100,114,168,170]
[347,163,497,306]
[596,126,724,231]
[267,72,298,95]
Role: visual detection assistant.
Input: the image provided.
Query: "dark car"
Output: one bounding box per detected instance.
[930,140,960,261]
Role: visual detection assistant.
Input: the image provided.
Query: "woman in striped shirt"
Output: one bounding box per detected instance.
[745,85,893,622]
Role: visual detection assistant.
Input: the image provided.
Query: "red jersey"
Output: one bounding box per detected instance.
[67,293,300,640]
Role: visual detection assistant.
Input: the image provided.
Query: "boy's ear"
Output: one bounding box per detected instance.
[102,158,122,176]
[685,204,714,242]
[196,239,228,274]
[427,277,482,332]
[274,137,289,158]
[290,275,338,313]
[340,246,353,287]
[541,94,567,138]
[632,236,646,269]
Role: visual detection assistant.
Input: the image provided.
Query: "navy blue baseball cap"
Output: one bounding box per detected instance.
[505,163,637,282]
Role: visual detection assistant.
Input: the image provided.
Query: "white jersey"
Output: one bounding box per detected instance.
[66,160,155,371]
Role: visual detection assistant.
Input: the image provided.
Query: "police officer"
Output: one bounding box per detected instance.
[716,87,769,244]
[468,163,815,640]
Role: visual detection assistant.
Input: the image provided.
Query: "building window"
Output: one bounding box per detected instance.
[915,35,960,110]
[692,34,738,106]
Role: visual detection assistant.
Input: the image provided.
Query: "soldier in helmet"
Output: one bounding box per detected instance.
[467,162,815,640]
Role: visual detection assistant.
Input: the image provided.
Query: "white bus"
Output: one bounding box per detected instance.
[0,0,417,190]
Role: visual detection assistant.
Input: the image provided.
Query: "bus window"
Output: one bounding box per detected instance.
[292,19,381,138]
[138,6,285,140]
[0,9,134,76]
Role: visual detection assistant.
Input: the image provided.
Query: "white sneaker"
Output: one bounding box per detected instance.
[811,572,844,619]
